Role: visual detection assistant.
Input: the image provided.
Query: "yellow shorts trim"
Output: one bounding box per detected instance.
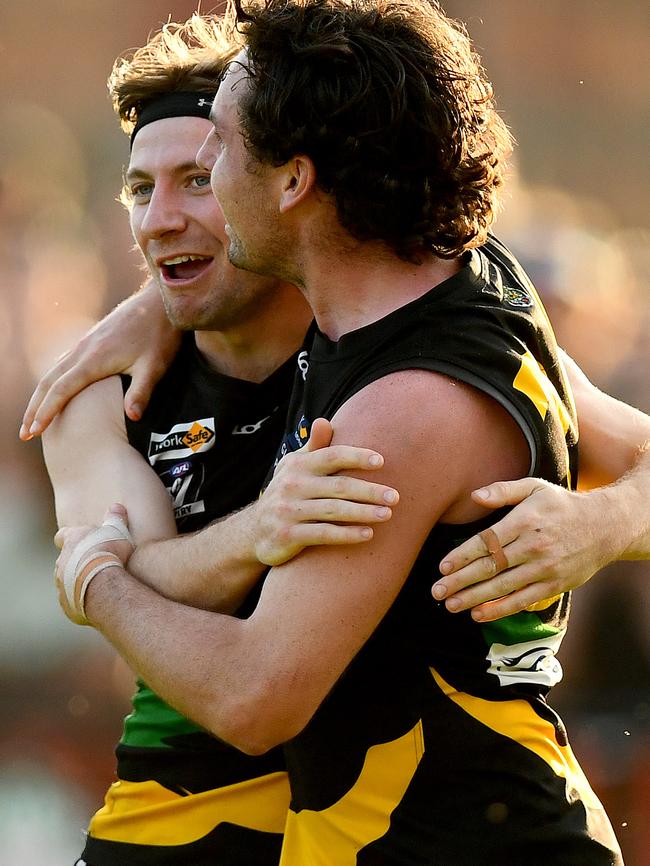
[88,771,290,846]
[280,719,424,866]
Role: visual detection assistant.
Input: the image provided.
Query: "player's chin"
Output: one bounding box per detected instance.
[162,297,207,331]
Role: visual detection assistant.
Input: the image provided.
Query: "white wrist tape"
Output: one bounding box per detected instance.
[62,514,134,621]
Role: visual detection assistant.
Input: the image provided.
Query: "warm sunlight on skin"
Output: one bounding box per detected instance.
[128,114,283,337]
[197,53,282,279]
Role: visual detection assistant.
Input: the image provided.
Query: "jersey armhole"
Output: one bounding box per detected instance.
[339,359,539,476]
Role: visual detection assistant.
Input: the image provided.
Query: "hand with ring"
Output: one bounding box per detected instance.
[432,477,623,621]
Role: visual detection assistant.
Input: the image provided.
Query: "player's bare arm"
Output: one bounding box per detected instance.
[34,291,650,619]
[46,379,400,612]
[54,370,528,752]
[44,376,178,540]
[434,351,650,620]
[126,424,400,610]
[562,350,650,489]
[43,375,263,613]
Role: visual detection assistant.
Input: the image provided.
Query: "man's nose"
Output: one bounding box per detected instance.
[196,130,217,172]
[140,187,187,238]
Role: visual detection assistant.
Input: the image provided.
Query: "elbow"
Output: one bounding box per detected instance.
[203,681,311,756]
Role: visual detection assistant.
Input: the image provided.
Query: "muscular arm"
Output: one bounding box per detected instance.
[44,376,265,612]
[63,371,528,753]
[45,380,401,611]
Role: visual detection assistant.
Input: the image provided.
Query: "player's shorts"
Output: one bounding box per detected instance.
[77,771,290,866]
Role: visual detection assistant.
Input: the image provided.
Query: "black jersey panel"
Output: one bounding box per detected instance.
[274,239,619,864]
[82,821,283,866]
[116,740,285,794]
[85,337,298,864]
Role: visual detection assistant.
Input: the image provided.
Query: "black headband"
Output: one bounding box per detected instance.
[130,91,215,149]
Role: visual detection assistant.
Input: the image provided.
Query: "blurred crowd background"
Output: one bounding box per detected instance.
[1,0,648,862]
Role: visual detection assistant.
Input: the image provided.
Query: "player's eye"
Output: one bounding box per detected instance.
[130,182,154,201]
[190,175,212,190]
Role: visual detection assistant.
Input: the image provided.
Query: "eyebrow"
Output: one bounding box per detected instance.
[125,161,205,183]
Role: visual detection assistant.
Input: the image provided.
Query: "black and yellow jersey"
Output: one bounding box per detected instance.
[274,237,622,865]
[81,335,293,865]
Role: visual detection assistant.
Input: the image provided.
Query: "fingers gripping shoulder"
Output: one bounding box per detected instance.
[59,515,133,624]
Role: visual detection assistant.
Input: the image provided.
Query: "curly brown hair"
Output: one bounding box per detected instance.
[233,0,513,262]
[108,11,242,133]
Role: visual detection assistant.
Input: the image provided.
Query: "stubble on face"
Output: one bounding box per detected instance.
[128,115,282,335]
[207,57,294,283]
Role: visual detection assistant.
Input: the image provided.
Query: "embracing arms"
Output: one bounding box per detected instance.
[54,370,527,752]
[22,280,177,439]
[45,378,399,613]
[30,291,650,619]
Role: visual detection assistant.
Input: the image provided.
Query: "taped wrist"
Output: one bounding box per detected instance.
[70,550,123,621]
[61,514,133,623]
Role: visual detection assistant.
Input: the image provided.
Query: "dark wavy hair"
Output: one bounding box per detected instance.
[233,0,513,262]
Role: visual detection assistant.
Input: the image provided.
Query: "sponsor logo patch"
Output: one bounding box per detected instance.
[182,421,215,451]
[295,415,310,446]
[486,631,564,688]
[148,418,216,465]
[273,414,312,473]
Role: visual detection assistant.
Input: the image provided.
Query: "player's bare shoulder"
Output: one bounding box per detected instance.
[44,375,127,451]
[331,369,530,522]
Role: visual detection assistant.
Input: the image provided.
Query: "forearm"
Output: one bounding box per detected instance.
[561,349,650,488]
[83,565,262,750]
[128,503,266,612]
[601,445,650,560]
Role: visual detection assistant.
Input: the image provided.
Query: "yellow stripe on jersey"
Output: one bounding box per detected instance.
[430,666,623,856]
[88,771,290,846]
[513,348,574,486]
[430,667,598,806]
[513,350,573,435]
[525,593,563,612]
[280,720,425,866]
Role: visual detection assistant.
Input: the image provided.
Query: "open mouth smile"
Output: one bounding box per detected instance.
[159,254,213,282]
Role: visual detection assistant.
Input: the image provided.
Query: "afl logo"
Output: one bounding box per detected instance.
[171,461,191,478]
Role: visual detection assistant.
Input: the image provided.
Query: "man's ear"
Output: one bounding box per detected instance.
[279,155,316,213]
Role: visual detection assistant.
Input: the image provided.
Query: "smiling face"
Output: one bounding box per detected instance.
[127,114,280,332]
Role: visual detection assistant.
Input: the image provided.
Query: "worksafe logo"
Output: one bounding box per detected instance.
[182,421,214,451]
[148,418,216,465]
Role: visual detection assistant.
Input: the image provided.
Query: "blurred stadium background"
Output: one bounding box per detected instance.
[1,0,648,862]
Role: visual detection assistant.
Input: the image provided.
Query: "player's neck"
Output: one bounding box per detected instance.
[195,284,312,383]
[300,242,461,341]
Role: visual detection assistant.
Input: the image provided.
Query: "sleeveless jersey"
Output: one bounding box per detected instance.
[274,238,622,865]
[81,335,293,866]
